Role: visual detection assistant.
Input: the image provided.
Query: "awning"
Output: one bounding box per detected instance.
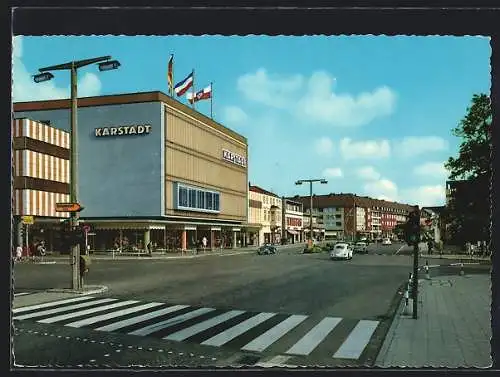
[287,230,299,235]
[92,223,166,231]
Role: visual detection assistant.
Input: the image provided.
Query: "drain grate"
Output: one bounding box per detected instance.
[236,354,262,365]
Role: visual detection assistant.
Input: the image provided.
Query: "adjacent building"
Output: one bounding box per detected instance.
[281,198,303,244]
[248,184,282,245]
[14,91,249,252]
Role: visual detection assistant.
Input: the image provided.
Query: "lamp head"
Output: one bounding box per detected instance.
[33,72,54,83]
[295,180,303,185]
[98,60,121,72]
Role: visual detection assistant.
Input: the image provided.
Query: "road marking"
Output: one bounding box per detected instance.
[165,310,245,341]
[65,302,165,328]
[285,317,342,356]
[332,320,379,359]
[201,312,277,347]
[95,304,189,332]
[14,292,31,297]
[128,307,216,336]
[13,298,117,320]
[241,314,308,352]
[12,295,96,314]
[394,245,405,255]
[37,300,139,324]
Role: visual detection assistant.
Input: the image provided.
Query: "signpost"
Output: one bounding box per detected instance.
[21,216,34,258]
[83,225,91,255]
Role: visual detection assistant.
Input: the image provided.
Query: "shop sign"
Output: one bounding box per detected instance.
[21,215,34,225]
[222,149,247,167]
[95,124,152,137]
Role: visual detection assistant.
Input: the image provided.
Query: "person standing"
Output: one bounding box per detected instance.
[202,236,208,253]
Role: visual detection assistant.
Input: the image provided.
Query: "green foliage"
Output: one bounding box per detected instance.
[445,93,491,244]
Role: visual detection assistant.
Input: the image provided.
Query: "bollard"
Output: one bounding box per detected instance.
[402,290,411,315]
[459,262,465,276]
[424,260,430,280]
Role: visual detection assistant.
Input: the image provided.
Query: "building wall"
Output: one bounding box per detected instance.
[323,207,343,230]
[15,102,164,218]
[356,207,366,232]
[164,105,248,222]
[12,118,70,218]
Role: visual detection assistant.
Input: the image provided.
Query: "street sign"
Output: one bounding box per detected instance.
[55,202,84,212]
[83,225,91,233]
[21,215,34,225]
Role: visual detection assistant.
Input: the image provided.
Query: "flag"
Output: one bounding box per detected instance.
[174,71,194,97]
[187,85,212,104]
[167,55,174,95]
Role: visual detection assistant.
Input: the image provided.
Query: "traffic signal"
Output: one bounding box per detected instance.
[404,208,421,246]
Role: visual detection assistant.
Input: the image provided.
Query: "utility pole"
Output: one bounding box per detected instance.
[295,178,328,245]
[406,206,421,319]
[34,56,121,291]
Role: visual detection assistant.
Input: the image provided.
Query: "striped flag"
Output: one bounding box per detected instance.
[167,55,174,96]
[174,71,194,97]
[187,84,212,104]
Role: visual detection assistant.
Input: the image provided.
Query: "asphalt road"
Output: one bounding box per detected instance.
[12,243,479,368]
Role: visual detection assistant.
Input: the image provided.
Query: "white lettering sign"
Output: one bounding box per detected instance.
[95,124,152,137]
[222,149,247,167]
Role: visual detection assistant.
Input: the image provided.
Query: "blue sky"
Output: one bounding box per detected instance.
[12,35,491,207]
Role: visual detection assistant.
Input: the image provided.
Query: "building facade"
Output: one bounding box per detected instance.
[248,184,281,245]
[14,91,249,253]
[281,198,303,243]
[11,118,72,251]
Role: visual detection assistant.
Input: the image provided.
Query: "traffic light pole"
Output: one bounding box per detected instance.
[412,240,419,319]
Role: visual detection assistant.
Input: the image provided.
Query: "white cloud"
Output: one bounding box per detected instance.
[356,166,381,181]
[340,138,391,160]
[399,185,446,207]
[364,179,398,202]
[413,162,450,180]
[322,167,343,178]
[223,106,249,125]
[237,68,303,108]
[12,36,102,102]
[297,71,397,127]
[396,136,449,158]
[315,137,334,156]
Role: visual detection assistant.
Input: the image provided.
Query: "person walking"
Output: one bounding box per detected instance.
[202,236,208,253]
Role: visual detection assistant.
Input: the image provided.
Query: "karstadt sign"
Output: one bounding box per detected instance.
[95,124,152,137]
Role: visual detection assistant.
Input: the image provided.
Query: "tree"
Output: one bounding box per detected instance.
[444,93,491,244]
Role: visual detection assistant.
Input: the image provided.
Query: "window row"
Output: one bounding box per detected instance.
[177,184,220,212]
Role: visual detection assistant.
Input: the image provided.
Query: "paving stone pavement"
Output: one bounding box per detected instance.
[375,274,492,368]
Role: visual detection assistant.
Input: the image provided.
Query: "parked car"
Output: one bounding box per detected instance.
[329,243,353,260]
[382,238,392,246]
[353,242,368,254]
[257,244,278,255]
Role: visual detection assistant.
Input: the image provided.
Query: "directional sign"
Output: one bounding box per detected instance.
[55,202,84,212]
[21,215,34,225]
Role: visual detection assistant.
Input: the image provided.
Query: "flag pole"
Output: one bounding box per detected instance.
[170,54,174,97]
[210,82,213,120]
[191,69,196,110]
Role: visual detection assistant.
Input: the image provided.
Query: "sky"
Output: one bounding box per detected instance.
[12,35,491,207]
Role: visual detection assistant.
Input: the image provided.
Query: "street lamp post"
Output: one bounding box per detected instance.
[33,56,120,290]
[295,179,328,244]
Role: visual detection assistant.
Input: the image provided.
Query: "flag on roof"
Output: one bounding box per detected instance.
[187,84,212,104]
[174,71,194,97]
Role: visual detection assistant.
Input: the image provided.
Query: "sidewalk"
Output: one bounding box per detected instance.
[13,285,108,309]
[375,274,492,368]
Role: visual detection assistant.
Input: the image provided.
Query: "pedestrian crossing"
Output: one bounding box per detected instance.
[12,295,380,361]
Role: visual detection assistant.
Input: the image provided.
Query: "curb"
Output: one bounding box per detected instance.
[45,285,108,295]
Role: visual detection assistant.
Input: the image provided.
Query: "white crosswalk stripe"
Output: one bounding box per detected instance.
[332,320,379,359]
[201,312,276,347]
[13,296,382,361]
[241,314,308,352]
[38,300,139,324]
[286,317,342,356]
[12,295,96,314]
[95,305,189,332]
[65,302,165,328]
[13,298,117,320]
[165,310,245,342]
[128,307,216,336]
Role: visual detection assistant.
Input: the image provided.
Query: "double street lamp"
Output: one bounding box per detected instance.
[295,178,328,243]
[33,56,121,290]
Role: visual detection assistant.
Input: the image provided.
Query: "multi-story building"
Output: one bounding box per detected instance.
[281,198,303,244]
[12,118,71,251]
[248,184,282,245]
[14,91,249,252]
[292,193,415,240]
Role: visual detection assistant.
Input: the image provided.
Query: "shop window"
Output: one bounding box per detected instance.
[179,187,188,207]
[175,183,220,213]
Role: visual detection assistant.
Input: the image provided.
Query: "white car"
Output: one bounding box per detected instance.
[353,242,368,254]
[382,238,392,245]
[330,243,353,260]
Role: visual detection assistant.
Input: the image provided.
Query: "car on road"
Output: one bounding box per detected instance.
[353,242,368,254]
[257,244,278,255]
[329,243,353,260]
[382,238,392,246]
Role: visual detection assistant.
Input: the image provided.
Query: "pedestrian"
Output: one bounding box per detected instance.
[427,240,433,255]
[15,244,23,263]
[202,236,208,253]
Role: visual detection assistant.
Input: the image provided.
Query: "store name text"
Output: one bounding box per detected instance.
[95,124,152,137]
[222,149,247,167]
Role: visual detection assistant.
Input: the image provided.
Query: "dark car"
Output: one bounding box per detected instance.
[257,244,278,255]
